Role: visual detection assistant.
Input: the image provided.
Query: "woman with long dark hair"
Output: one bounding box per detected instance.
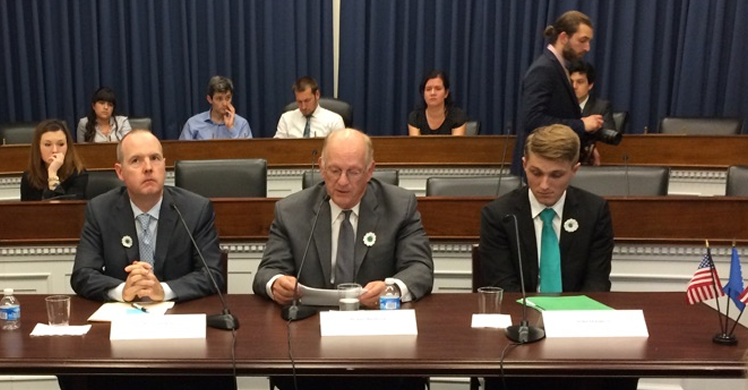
[407,70,467,136]
[76,87,131,143]
[21,120,87,200]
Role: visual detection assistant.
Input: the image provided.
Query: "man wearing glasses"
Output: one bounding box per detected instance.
[253,128,433,389]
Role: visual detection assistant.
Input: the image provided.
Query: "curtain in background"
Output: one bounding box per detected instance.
[0,0,334,139]
[338,0,748,136]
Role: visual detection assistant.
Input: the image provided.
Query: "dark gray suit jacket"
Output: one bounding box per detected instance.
[513,48,585,174]
[253,179,433,300]
[479,186,613,293]
[71,186,224,302]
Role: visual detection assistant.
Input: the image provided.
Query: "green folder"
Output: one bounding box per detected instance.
[516,295,614,311]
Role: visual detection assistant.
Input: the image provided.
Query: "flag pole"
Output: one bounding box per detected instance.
[728,307,745,336]
[707,240,736,345]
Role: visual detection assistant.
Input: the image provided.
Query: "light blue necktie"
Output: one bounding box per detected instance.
[136,213,155,266]
[539,208,562,293]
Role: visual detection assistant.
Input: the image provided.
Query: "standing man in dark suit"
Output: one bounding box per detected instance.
[570,60,616,133]
[253,128,433,390]
[512,10,604,174]
[482,124,634,390]
[72,129,224,302]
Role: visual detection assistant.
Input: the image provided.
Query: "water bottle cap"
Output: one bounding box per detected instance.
[3,288,12,295]
[384,278,395,285]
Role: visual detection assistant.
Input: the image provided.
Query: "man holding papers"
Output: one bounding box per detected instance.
[253,128,433,390]
[481,124,613,293]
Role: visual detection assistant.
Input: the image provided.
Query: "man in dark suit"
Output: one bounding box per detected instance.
[67,129,232,390]
[512,10,604,174]
[482,124,635,390]
[253,128,433,390]
[72,129,224,301]
[482,124,613,292]
[570,60,616,133]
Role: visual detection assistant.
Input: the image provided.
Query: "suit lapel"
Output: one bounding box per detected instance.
[313,195,333,287]
[545,49,581,117]
[114,191,140,264]
[154,189,176,276]
[354,186,378,278]
[513,189,539,289]
[559,189,579,263]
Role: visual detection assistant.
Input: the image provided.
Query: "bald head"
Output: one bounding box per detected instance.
[320,129,376,209]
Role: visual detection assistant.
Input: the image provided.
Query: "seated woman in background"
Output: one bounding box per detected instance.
[76,87,131,143]
[21,120,88,201]
[408,70,467,136]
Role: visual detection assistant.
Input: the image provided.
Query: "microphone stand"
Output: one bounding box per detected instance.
[503,214,545,344]
[171,204,239,330]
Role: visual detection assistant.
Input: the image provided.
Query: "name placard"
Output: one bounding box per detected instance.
[542,310,649,338]
[110,314,206,340]
[320,309,418,336]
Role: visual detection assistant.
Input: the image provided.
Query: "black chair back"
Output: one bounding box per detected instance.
[426,175,522,197]
[570,166,670,196]
[85,170,123,200]
[612,111,628,133]
[659,117,743,135]
[726,166,748,196]
[174,159,267,198]
[284,97,353,127]
[128,117,152,131]
[0,121,38,144]
[302,169,399,189]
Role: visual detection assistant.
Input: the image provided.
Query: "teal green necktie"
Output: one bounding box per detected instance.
[539,208,562,293]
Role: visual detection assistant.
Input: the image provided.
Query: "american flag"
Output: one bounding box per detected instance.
[686,253,724,305]
[738,286,748,305]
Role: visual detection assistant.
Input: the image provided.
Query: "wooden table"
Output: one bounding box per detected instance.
[0,293,744,378]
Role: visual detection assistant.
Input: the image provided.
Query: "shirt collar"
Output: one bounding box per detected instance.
[547,43,568,72]
[329,199,361,221]
[579,95,589,110]
[130,197,163,220]
[528,189,566,220]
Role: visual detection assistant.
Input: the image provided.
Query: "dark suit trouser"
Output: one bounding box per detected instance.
[58,375,237,390]
[271,376,428,390]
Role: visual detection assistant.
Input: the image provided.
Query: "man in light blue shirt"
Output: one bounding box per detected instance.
[180,75,253,140]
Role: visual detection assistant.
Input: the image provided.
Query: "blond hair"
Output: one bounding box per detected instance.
[524,124,580,164]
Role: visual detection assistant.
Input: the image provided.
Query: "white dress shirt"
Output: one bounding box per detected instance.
[274,105,345,138]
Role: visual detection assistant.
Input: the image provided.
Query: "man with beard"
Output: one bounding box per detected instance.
[511,10,604,174]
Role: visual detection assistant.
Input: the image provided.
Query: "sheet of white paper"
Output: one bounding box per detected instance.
[110,314,206,340]
[543,310,649,338]
[320,309,418,336]
[30,323,91,337]
[87,301,175,322]
[298,284,367,306]
[471,314,512,328]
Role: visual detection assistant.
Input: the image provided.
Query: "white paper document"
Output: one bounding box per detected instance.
[542,310,649,338]
[471,314,512,328]
[320,309,418,336]
[87,301,175,322]
[110,314,206,340]
[30,323,91,337]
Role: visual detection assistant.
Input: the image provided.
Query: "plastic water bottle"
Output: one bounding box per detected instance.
[379,278,401,310]
[0,288,21,330]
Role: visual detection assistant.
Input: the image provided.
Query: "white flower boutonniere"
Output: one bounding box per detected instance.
[363,232,377,247]
[563,219,579,233]
[121,235,133,248]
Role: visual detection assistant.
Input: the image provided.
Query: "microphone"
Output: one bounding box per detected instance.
[171,203,239,330]
[623,154,631,197]
[503,214,545,344]
[281,193,331,321]
[496,122,512,197]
